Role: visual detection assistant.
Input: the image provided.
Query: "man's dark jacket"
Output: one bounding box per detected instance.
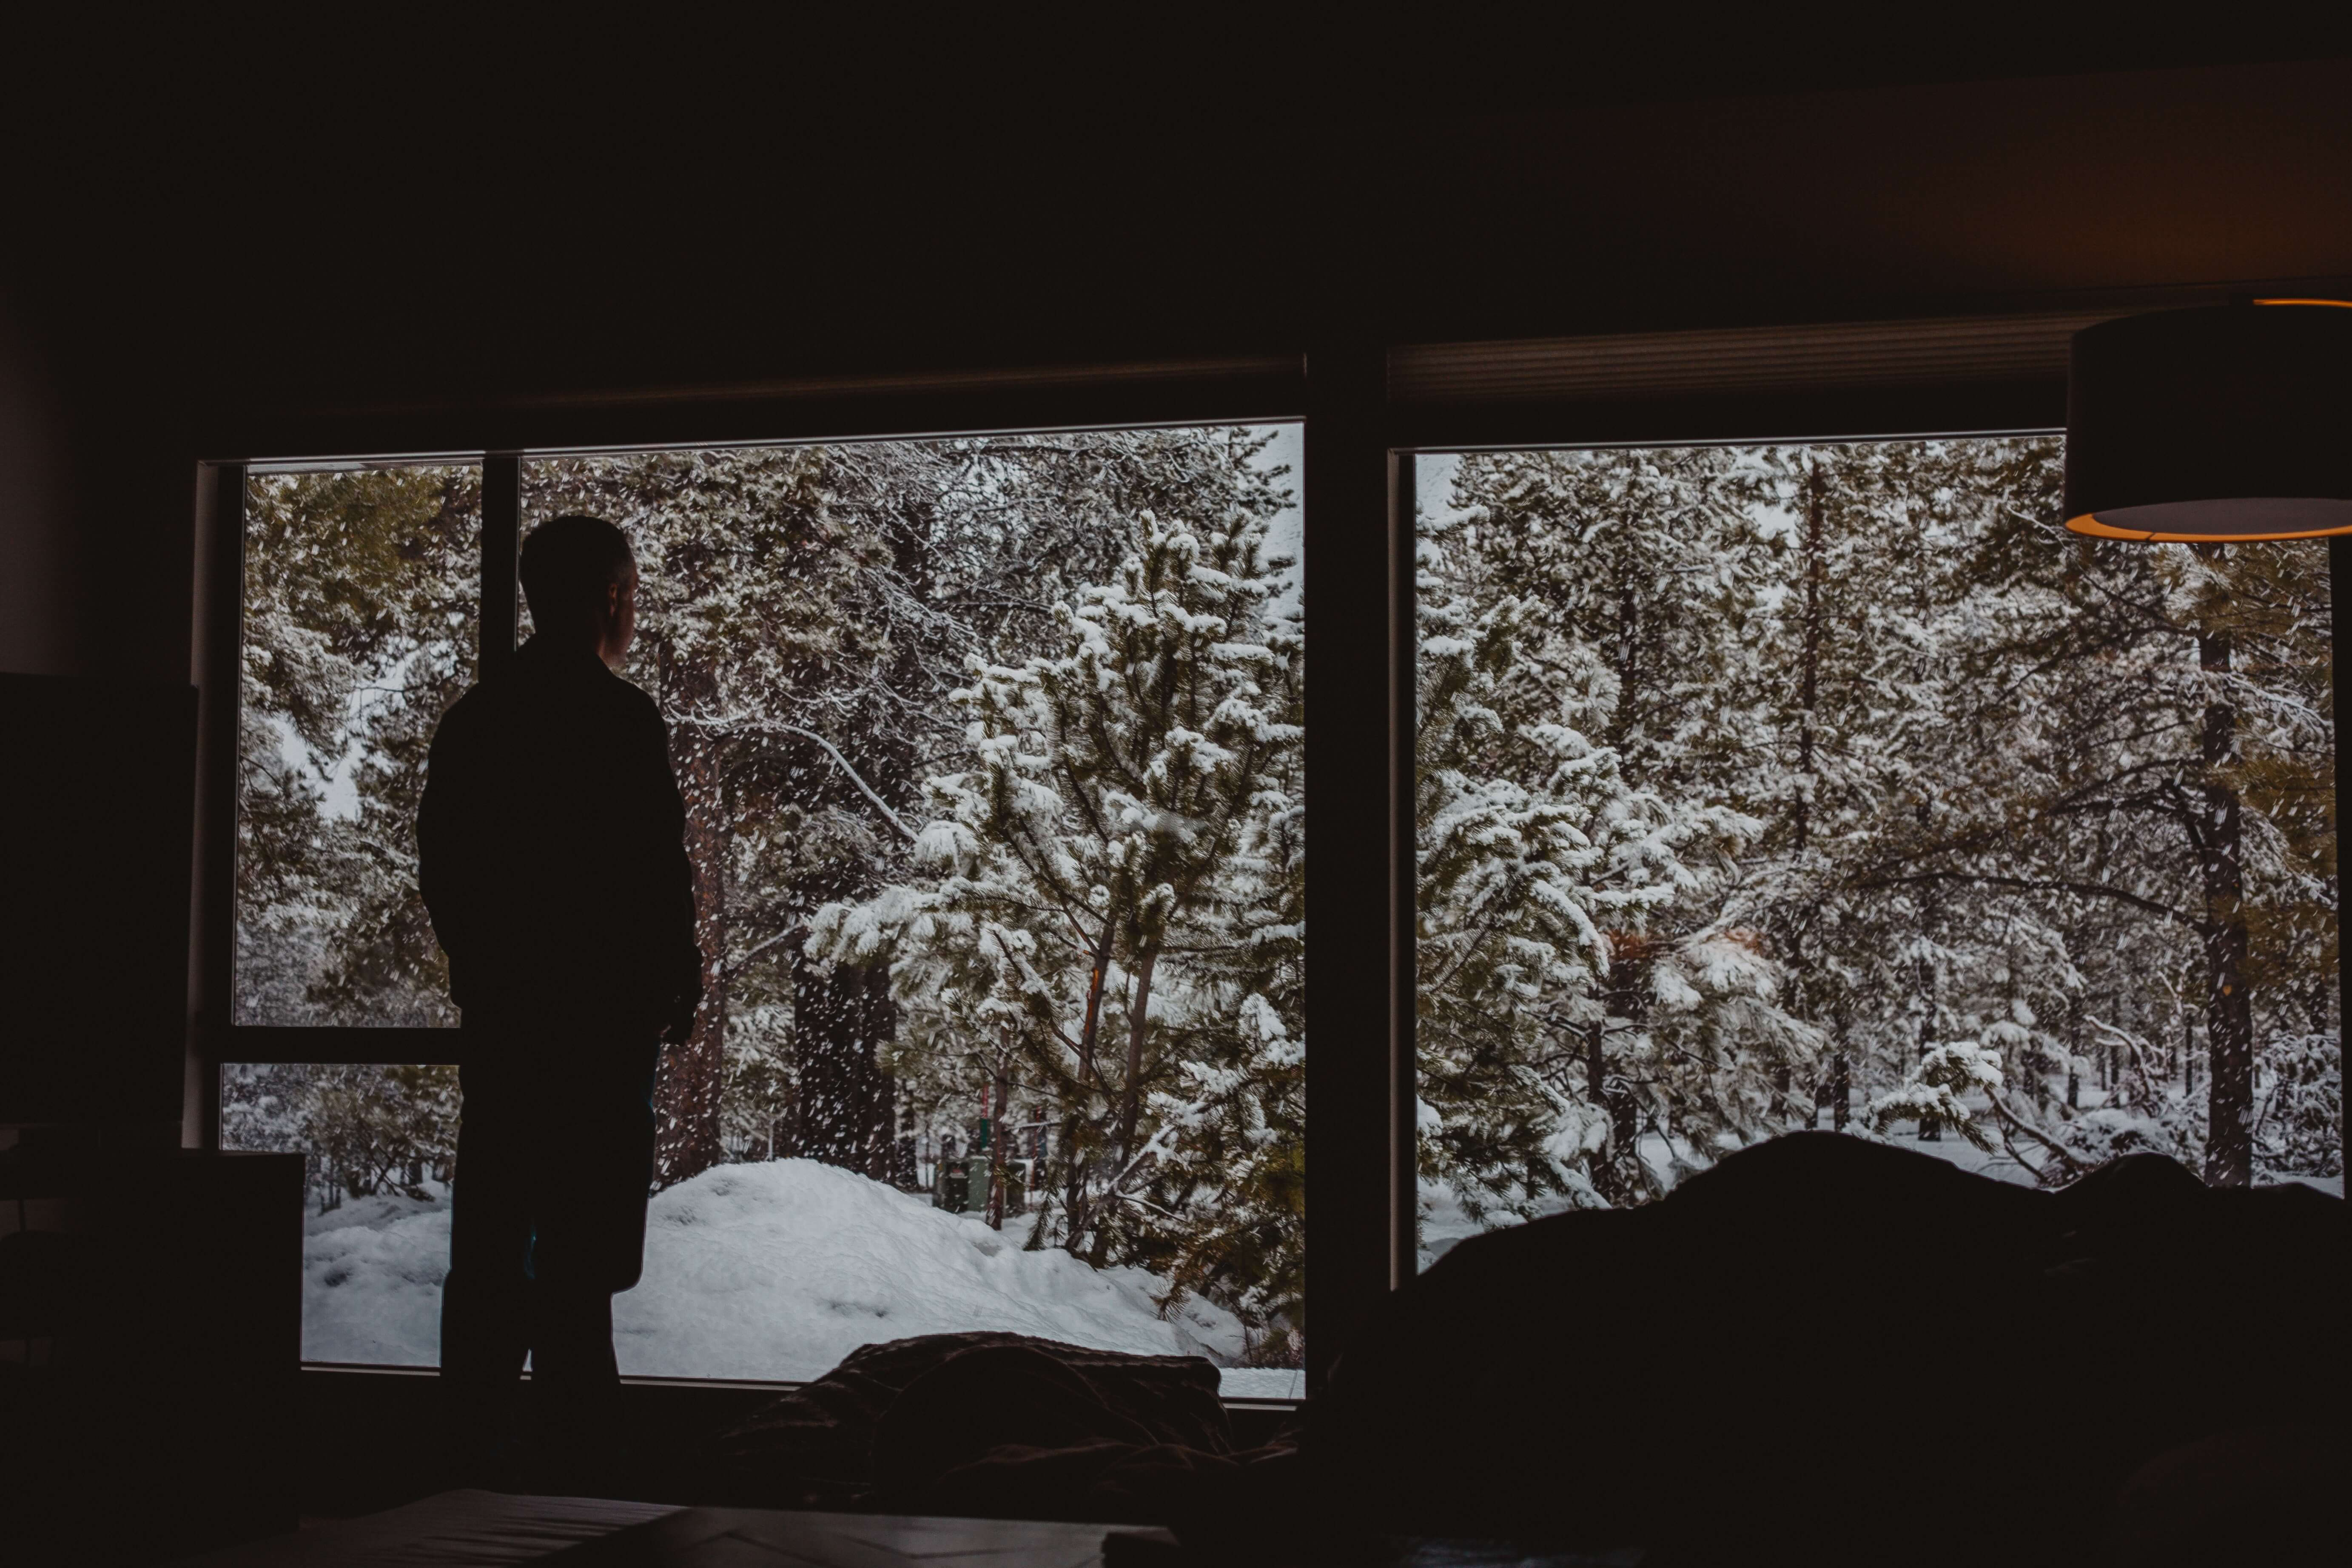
[418,638,700,1039]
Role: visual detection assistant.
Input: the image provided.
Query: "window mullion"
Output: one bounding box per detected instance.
[2334,534,2351,1187]
[1389,450,1418,1289]
[1301,344,1391,1394]
[482,452,521,676]
[221,1025,456,1067]
[192,462,247,1149]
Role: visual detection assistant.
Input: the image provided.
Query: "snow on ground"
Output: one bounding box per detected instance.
[1215,1367,1306,1399]
[300,1158,1287,1396]
[300,1191,453,1365]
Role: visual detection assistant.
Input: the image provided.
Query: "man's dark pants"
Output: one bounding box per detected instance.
[441,1013,659,1468]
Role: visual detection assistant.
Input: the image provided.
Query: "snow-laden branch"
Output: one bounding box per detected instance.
[677,714,921,842]
[724,922,808,980]
[1852,868,2190,925]
[774,723,922,842]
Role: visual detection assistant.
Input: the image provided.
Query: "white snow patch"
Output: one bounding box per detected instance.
[299,1158,1280,1395]
[1217,1367,1306,1399]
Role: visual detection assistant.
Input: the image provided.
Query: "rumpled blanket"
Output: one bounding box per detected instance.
[702,1330,1296,1522]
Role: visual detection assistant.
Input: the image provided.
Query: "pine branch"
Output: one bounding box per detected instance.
[1851,869,2190,925]
[679,714,920,842]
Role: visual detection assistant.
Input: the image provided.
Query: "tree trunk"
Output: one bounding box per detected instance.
[654,722,729,1185]
[1794,461,1825,853]
[986,1059,1011,1230]
[1586,1016,1606,1104]
[1830,1051,1851,1132]
[2068,993,2087,1102]
[789,941,898,1176]
[1589,946,1648,1204]
[892,1095,917,1188]
[1075,916,1117,1090]
[2195,616,2254,1185]
[1058,1112,1091,1256]
[1917,822,1942,1142]
[1585,1013,1625,1193]
[1610,569,1640,752]
[1114,947,1160,1162]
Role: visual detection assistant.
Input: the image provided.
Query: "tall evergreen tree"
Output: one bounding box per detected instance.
[526,429,1295,1186]
[1425,435,2338,1199]
[812,504,1305,1343]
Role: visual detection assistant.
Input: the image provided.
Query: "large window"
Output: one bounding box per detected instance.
[1412,437,2341,1266]
[198,313,2352,1434]
[223,426,1307,1397]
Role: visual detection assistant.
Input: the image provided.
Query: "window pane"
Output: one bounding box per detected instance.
[236,465,481,1025]
[524,428,1305,1394]
[220,1061,460,1365]
[230,428,1305,1395]
[1414,438,2341,1268]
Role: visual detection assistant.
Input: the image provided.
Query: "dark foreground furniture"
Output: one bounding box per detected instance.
[1317,1133,2347,1566]
[686,1136,2341,1563]
[2,1147,303,1566]
[544,1506,1121,1567]
[164,1134,2345,1567]
[168,1492,1176,1568]
[169,1491,682,1567]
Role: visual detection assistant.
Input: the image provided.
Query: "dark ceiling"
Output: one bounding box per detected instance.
[7,24,2352,414]
[7,24,2350,683]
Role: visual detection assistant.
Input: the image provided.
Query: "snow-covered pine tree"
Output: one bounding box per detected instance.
[1412,583,1639,1217]
[237,464,480,1027]
[1723,442,2010,1141]
[1925,446,2337,1183]
[526,429,1296,1187]
[811,504,1305,1334]
[1421,451,1813,1209]
[1421,434,2336,1200]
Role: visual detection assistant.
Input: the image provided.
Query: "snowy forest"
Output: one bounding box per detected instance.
[1414,438,2341,1261]
[220,427,2341,1381]
[225,427,1307,1379]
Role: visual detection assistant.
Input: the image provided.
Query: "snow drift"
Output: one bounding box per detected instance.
[298,1157,1303,1397]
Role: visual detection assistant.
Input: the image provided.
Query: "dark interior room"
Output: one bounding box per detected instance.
[3,22,2347,1568]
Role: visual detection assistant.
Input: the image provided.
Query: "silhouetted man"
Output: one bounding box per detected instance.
[419,515,700,1480]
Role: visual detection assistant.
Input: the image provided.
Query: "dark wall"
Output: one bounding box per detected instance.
[5,52,2350,685]
[1390,59,2352,336]
[0,282,76,675]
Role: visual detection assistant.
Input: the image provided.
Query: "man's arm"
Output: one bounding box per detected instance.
[636,698,703,1043]
[416,702,489,1010]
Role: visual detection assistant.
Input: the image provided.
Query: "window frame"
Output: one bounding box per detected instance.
[194,318,2346,1401]
[1386,360,2347,1245]
[191,361,1353,1394]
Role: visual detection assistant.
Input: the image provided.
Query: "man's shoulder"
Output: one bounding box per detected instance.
[574,669,672,760]
[434,658,665,746]
[430,678,492,743]
[598,669,666,729]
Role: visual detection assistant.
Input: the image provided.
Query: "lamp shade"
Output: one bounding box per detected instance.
[2063,301,2352,542]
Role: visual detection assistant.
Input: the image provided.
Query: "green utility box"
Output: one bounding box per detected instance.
[932,1155,1030,1217]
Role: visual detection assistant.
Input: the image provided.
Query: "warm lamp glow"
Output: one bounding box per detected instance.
[2062,300,2352,544]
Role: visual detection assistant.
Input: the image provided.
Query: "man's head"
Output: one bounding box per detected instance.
[519,515,638,667]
